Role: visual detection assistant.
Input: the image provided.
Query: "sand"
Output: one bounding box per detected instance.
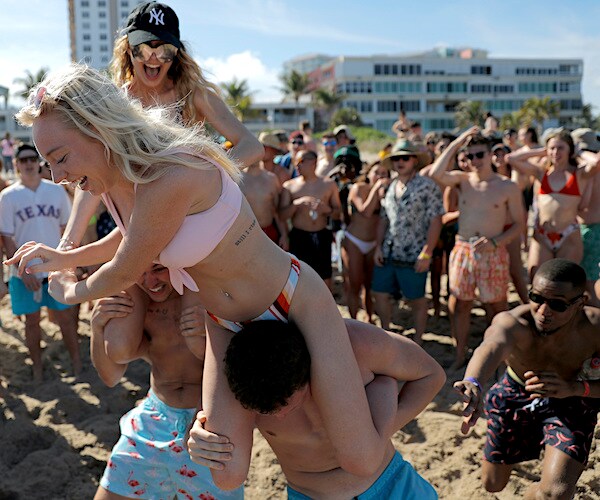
[0,281,598,500]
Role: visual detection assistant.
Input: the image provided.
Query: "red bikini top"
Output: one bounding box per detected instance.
[538,170,580,196]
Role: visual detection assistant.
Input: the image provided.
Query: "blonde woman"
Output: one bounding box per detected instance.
[62,1,263,248]
[8,65,390,489]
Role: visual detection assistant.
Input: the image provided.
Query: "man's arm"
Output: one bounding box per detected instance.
[429,126,478,186]
[348,320,446,438]
[505,148,546,179]
[453,312,519,434]
[578,150,600,178]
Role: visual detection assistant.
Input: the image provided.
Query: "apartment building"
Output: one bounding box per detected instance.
[288,47,583,134]
[68,0,141,69]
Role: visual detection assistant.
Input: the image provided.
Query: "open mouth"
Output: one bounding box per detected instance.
[144,64,161,79]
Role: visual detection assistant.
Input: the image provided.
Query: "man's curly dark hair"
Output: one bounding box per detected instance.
[224,321,311,414]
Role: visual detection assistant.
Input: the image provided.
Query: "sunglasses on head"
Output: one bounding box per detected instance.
[131,42,178,63]
[391,155,416,162]
[528,290,583,312]
[465,151,487,161]
[17,156,39,164]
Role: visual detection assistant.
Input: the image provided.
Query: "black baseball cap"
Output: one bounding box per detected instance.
[124,2,182,49]
[15,143,39,158]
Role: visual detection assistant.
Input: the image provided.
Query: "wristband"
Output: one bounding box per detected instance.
[418,251,431,260]
[582,380,591,397]
[465,376,482,391]
[490,238,498,248]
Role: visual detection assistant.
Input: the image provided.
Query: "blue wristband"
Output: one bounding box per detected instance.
[465,376,481,391]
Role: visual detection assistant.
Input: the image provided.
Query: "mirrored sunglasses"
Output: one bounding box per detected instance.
[131,42,178,63]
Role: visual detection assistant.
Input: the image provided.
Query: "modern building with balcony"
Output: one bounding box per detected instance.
[288,47,583,134]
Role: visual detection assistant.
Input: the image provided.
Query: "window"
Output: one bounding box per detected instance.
[471,84,492,93]
[82,22,90,29]
[98,0,106,5]
[83,34,91,40]
[400,64,421,75]
[100,33,107,40]
[400,100,420,112]
[427,82,467,93]
[516,67,558,75]
[99,11,106,17]
[377,100,399,113]
[83,45,92,52]
[518,82,557,93]
[560,99,582,110]
[81,0,89,6]
[82,11,89,17]
[100,45,109,52]
[471,65,491,75]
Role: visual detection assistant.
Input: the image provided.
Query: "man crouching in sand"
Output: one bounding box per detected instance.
[454,258,600,499]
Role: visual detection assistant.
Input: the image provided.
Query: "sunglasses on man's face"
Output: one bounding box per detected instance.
[291,140,304,146]
[131,42,178,63]
[528,291,582,312]
[465,151,487,161]
[391,155,416,162]
[323,140,337,147]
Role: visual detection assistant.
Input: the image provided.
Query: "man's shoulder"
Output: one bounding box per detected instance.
[0,181,24,198]
[491,306,532,335]
[39,179,67,194]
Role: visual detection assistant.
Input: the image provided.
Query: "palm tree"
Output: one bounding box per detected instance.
[13,67,49,99]
[500,110,526,131]
[570,103,598,130]
[220,78,255,121]
[279,70,310,126]
[312,87,345,132]
[454,100,486,129]
[520,97,560,134]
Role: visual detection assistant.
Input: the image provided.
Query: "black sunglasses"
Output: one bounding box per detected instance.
[291,140,304,146]
[465,151,487,161]
[391,155,416,162]
[528,291,583,312]
[17,156,40,164]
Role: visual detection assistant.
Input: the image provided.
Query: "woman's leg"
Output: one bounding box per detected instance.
[341,238,365,319]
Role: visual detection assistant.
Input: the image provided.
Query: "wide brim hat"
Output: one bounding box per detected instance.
[124,2,182,49]
[259,131,286,153]
[382,139,431,170]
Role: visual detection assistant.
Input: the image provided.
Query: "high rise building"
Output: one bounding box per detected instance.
[286,47,583,133]
[68,0,141,69]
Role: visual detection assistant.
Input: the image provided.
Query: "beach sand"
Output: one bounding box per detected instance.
[0,278,598,499]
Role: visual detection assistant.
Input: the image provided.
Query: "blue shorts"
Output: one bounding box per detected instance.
[371,261,427,300]
[9,277,71,316]
[100,390,243,499]
[288,451,437,499]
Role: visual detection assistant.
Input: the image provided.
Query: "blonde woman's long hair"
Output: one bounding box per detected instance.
[16,64,241,185]
[109,35,221,125]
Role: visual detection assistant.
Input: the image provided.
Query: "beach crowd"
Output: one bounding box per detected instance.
[0,2,598,499]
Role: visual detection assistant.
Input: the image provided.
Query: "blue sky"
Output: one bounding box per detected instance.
[4,0,600,113]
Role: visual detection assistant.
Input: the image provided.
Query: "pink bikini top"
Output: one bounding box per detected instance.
[102,155,242,294]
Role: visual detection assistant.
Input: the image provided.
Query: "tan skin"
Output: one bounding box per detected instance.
[430,126,525,367]
[90,264,206,500]
[341,164,390,321]
[279,151,342,289]
[454,274,600,498]
[60,39,263,249]
[240,162,288,250]
[506,138,600,279]
[188,320,446,498]
[9,111,390,490]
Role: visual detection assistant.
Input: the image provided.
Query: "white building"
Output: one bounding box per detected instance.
[68,0,141,69]
[289,47,583,134]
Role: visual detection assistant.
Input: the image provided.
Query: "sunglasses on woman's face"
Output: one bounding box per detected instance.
[465,151,487,161]
[528,290,582,312]
[131,43,178,63]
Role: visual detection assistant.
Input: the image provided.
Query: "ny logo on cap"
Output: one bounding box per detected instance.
[148,7,165,26]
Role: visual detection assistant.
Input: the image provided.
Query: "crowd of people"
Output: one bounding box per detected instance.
[0,2,598,499]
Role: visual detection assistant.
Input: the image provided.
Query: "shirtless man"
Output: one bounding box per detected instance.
[573,128,600,305]
[430,127,525,369]
[240,158,287,249]
[90,263,242,500]
[258,131,289,186]
[454,259,600,498]
[188,319,445,499]
[280,149,342,288]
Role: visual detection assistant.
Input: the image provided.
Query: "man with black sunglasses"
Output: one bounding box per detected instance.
[430,127,525,369]
[454,258,600,498]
